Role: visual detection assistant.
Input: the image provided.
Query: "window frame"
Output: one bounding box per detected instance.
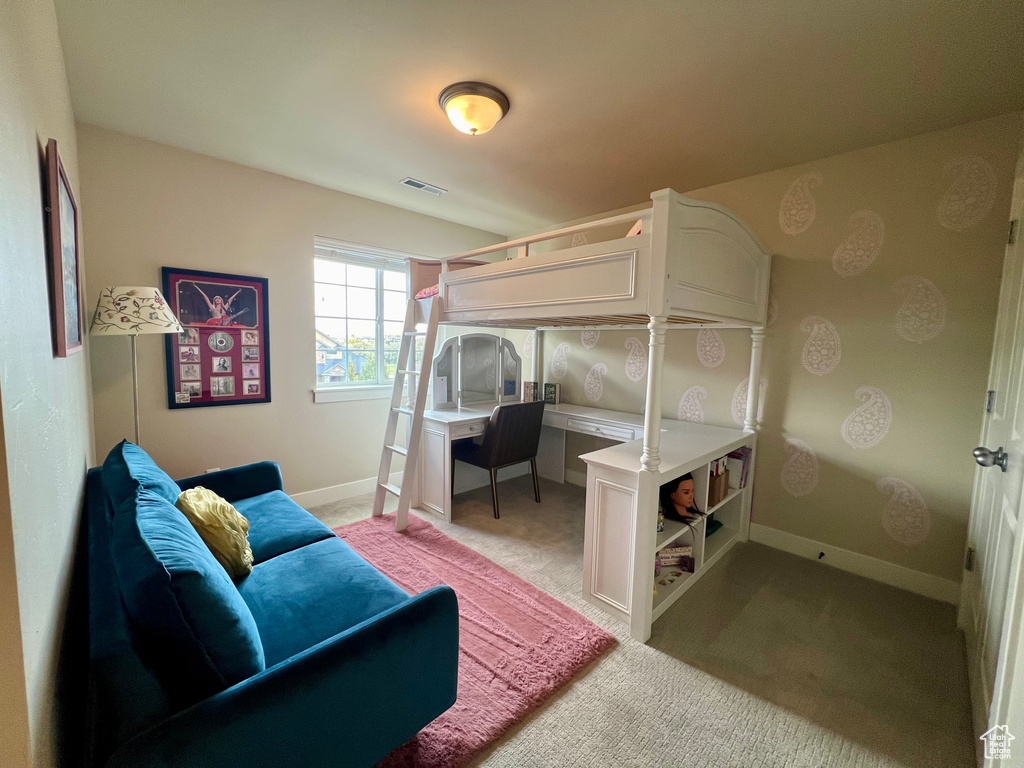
[313,238,414,401]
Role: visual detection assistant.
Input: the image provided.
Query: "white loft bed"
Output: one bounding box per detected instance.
[425,187,770,330]
[399,188,772,642]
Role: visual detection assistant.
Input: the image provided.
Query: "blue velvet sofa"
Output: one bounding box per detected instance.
[87,442,459,768]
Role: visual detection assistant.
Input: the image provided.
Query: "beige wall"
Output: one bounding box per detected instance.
[79,125,503,494]
[542,113,1022,584]
[0,1,95,766]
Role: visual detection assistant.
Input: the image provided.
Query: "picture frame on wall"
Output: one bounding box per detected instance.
[46,139,82,357]
[162,267,271,408]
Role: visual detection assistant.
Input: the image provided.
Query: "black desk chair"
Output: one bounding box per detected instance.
[451,401,545,519]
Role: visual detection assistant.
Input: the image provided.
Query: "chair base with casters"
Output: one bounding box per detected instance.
[450,401,546,519]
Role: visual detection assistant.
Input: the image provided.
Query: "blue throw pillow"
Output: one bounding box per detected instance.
[112,488,265,707]
[102,440,181,508]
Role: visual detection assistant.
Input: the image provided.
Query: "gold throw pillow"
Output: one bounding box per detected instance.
[176,486,254,579]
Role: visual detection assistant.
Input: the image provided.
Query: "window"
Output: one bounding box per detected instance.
[314,239,409,392]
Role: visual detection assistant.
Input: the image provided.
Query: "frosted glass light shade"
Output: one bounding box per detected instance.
[90,286,183,335]
[445,94,503,135]
[438,82,509,136]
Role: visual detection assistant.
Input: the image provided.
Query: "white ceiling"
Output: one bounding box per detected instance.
[55,0,1024,236]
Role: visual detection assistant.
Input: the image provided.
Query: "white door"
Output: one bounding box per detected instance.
[960,165,1024,762]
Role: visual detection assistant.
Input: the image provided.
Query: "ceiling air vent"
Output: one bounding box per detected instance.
[400,177,447,196]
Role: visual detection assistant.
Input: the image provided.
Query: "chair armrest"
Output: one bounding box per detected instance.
[107,586,459,768]
[175,461,283,502]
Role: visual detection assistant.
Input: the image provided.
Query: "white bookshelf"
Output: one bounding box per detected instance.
[581,424,755,640]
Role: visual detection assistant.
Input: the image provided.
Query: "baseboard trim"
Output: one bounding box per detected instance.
[291,471,403,510]
[564,468,588,487]
[749,523,961,605]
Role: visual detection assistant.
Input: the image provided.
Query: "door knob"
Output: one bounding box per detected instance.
[974,446,1009,472]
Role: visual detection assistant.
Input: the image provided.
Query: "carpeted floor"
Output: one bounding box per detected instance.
[312,475,974,768]
[335,512,615,768]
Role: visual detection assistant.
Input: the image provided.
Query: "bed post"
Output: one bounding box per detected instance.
[739,326,765,545]
[641,316,667,471]
[743,328,765,432]
[534,329,542,383]
[629,315,667,641]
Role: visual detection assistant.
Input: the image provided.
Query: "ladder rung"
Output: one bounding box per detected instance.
[404,331,427,336]
[385,444,408,456]
[393,407,414,416]
[380,482,402,497]
[397,369,419,375]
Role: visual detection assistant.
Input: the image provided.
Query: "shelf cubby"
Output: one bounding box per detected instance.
[581,421,755,640]
[652,568,693,612]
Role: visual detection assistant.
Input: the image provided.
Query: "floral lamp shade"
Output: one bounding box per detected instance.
[90,286,183,336]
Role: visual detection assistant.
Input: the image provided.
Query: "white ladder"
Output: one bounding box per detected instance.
[372,297,439,531]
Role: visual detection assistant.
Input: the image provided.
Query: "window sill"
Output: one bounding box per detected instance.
[314,385,393,403]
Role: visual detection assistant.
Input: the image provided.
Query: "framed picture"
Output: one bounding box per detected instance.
[163,267,270,408]
[46,139,82,357]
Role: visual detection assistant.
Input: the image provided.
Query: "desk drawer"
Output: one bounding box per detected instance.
[543,411,568,431]
[566,418,634,442]
[452,421,487,439]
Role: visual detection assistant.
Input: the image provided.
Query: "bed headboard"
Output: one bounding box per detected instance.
[653,189,772,326]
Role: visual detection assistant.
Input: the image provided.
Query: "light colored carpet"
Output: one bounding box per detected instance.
[312,476,974,768]
[334,512,615,768]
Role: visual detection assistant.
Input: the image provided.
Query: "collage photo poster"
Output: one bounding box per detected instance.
[163,267,271,408]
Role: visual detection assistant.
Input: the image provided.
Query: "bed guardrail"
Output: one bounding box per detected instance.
[439,208,654,270]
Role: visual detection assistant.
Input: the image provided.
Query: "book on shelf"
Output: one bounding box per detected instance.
[544,383,561,404]
[523,381,539,402]
[659,544,692,557]
[708,468,730,508]
[727,446,753,488]
[657,544,692,566]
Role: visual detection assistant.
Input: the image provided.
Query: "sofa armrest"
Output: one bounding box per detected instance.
[175,461,284,502]
[107,585,459,768]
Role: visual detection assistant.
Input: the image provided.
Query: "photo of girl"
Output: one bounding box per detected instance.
[659,473,703,524]
[178,327,200,345]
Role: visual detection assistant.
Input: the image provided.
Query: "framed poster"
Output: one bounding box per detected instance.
[46,139,83,357]
[162,267,271,408]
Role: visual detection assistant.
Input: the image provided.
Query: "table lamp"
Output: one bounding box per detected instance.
[90,286,183,445]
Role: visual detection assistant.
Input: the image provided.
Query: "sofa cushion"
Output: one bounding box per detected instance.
[233,490,335,564]
[103,440,181,508]
[238,536,410,666]
[112,488,265,706]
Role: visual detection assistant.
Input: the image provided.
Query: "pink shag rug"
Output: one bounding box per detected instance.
[334,513,616,768]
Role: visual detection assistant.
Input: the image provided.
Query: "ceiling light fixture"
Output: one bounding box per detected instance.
[438,82,509,136]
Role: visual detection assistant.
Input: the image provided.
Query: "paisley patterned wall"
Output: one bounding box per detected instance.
[540,113,1021,583]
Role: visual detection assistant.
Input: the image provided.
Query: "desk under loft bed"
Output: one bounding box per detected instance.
[376,188,772,642]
